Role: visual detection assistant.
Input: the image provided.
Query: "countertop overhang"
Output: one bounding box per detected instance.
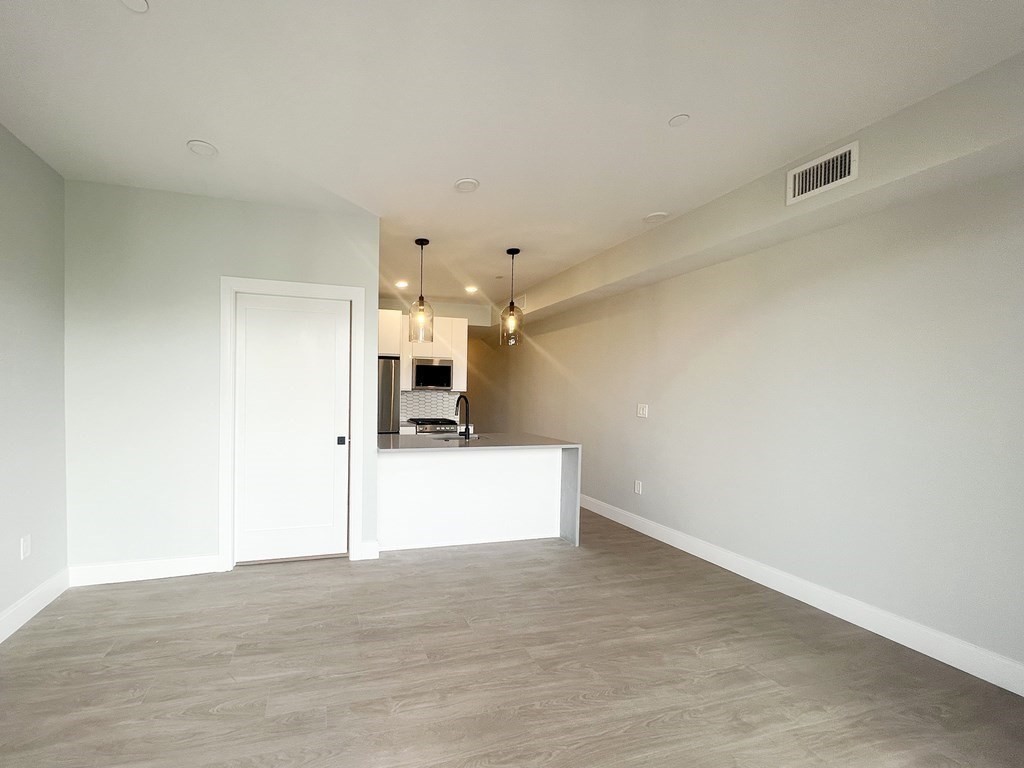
[378,432,580,452]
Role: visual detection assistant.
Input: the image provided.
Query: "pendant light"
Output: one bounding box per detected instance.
[500,247,524,346]
[409,237,434,343]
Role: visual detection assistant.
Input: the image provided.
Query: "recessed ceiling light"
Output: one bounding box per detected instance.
[186,139,218,157]
[465,286,478,294]
[668,113,691,127]
[120,0,150,12]
[394,280,409,289]
[643,212,669,224]
[454,178,480,193]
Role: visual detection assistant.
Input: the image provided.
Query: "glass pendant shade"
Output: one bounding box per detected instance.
[409,237,434,342]
[500,302,524,346]
[409,296,434,343]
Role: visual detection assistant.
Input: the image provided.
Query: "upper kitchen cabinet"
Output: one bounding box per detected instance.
[378,309,402,356]
[431,317,453,359]
[448,317,469,391]
[399,314,413,390]
[398,314,469,392]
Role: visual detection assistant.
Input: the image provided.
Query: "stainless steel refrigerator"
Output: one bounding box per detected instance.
[377,356,401,434]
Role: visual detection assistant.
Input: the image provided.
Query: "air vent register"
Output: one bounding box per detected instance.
[786,141,859,205]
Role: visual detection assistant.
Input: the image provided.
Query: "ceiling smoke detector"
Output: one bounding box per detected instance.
[668,113,691,127]
[454,178,480,193]
[186,139,218,157]
[643,212,669,224]
[120,0,150,13]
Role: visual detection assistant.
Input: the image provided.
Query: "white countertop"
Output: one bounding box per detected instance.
[378,432,580,452]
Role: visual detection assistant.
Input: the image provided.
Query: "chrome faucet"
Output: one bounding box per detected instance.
[455,394,471,440]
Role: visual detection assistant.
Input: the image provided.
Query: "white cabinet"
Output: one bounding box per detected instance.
[449,317,469,391]
[431,317,454,359]
[403,316,438,359]
[398,314,469,392]
[399,315,413,390]
[378,309,402,356]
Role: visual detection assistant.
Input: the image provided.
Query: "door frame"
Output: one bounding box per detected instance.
[219,276,367,569]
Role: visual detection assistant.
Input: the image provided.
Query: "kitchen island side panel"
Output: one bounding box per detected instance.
[559,446,581,546]
[378,447,562,551]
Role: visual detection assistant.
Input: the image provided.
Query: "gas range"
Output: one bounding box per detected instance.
[407,417,460,434]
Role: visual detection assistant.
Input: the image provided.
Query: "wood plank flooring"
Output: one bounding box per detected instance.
[2,511,1022,767]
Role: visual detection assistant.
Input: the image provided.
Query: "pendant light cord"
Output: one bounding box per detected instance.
[505,247,520,309]
[419,243,425,300]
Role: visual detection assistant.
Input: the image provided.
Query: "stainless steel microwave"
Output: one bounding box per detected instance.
[412,357,454,390]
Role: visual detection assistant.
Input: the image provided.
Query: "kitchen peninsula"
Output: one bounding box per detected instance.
[377,433,581,551]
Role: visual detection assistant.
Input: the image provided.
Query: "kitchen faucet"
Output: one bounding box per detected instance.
[455,394,471,440]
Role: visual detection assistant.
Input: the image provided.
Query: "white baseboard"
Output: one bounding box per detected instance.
[349,540,380,561]
[68,554,228,587]
[581,495,1024,698]
[0,569,69,645]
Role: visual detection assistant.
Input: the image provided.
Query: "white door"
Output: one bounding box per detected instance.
[234,293,350,561]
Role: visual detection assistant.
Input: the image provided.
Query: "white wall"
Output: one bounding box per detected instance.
[504,170,1024,670]
[64,181,379,571]
[0,122,67,636]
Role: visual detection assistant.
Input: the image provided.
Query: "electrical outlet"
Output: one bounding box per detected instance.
[634,480,642,495]
[20,535,31,560]
[637,403,649,418]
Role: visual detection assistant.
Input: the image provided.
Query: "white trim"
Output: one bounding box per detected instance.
[0,570,69,644]
[582,495,1024,698]
[68,555,227,587]
[349,540,380,561]
[219,277,367,568]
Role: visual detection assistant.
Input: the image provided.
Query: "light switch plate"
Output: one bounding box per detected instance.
[637,403,649,418]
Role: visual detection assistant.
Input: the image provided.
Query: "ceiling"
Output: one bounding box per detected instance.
[2,2,1023,308]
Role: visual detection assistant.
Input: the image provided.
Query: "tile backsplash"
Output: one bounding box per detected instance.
[401,390,461,421]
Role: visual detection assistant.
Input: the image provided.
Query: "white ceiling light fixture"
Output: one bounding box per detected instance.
[394,280,409,289]
[186,139,218,157]
[668,113,691,127]
[120,0,150,13]
[500,248,523,347]
[454,178,479,193]
[643,211,669,224]
[409,238,434,343]
[464,286,478,294]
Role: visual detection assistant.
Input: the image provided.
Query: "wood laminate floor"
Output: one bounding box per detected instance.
[2,511,1022,767]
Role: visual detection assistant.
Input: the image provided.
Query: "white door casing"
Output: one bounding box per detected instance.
[219,277,369,567]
